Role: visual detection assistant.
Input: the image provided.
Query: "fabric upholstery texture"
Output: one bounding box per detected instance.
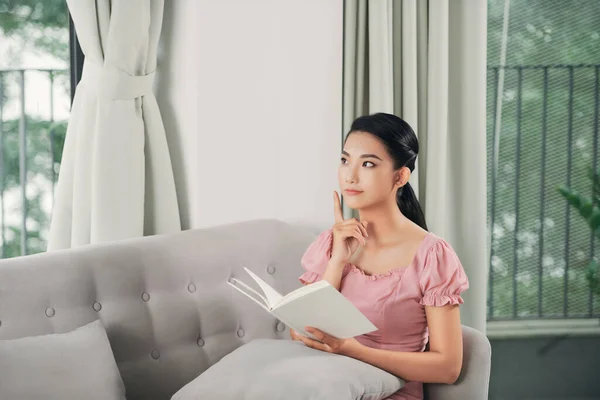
[0,219,491,399]
[0,319,126,400]
[171,338,404,400]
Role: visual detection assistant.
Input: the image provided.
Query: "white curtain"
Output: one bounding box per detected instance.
[342,0,488,332]
[48,0,181,250]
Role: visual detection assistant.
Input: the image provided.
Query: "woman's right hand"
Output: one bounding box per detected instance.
[330,191,368,265]
[290,328,301,341]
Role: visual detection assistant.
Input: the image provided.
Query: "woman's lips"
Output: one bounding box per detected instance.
[344,189,363,195]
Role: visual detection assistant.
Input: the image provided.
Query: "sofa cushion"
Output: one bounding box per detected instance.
[0,319,126,400]
[171,338,404,400]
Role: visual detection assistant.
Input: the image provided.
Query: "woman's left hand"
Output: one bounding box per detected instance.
[291,327,361,356]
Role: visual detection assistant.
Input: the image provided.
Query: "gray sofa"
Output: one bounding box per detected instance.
[0,219,491,399]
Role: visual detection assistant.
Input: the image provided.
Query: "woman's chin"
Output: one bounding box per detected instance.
[344,196,385,212]
[343,197,365,210]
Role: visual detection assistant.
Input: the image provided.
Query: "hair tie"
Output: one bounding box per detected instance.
[403,154,417,171]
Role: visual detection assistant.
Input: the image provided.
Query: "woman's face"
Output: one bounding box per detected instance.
[338,131,408,211]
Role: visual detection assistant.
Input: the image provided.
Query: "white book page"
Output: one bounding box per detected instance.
[227,280,271,312]
[244,267,284,307]
[277,280,329,307]
[273,284,377,339]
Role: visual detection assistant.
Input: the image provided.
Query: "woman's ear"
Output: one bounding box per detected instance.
[395,167,411,188]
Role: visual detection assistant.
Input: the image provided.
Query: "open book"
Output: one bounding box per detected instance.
[228,267,377,340]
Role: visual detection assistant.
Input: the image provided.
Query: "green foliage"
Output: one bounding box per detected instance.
[558,168,600,296]
[0,0,68,34]
[0,1,69,257]
[0,0,69,63]
[488,0,600,65]
[0,116,67,257]
[587,260,600,296]
[487,0,600,319]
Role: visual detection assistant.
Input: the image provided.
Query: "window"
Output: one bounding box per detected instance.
[0,1,80,258]
[487,0,600,322]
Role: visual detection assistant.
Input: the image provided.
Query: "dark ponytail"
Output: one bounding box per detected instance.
[348,112,428,231]
[396,182,428,231]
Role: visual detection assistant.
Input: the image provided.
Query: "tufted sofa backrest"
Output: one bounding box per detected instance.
[0,219,315,400]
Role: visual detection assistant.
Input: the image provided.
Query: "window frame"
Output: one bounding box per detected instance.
[68,13,84,104]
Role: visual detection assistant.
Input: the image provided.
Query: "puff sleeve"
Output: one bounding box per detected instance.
[298,229,334,285]
[419,238,470,306]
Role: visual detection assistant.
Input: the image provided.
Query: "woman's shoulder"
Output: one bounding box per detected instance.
[416,232,469,284]
[298,228,335,284]
[312,228,334,245]
[302,228,334,257]
[417,232,470,305]
[419,231,458,258]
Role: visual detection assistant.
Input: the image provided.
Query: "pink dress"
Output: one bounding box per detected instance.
[298,229,470,400]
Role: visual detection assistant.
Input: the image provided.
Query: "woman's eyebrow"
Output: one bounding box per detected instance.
[342,151,383,161]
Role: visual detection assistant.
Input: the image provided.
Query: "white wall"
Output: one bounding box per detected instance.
[157,0,343,233]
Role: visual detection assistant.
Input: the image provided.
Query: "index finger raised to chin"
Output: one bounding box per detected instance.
[333,190,344,223]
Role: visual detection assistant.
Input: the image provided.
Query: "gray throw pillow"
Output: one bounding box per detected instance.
[172,338,404,400]
[0,319,126,400]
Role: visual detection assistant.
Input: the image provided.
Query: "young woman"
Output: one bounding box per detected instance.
[289,113,469,400]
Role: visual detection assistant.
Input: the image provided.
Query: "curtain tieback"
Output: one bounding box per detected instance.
[81,61,155,100]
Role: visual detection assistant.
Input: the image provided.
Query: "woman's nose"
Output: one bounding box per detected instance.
[345,173,357,184]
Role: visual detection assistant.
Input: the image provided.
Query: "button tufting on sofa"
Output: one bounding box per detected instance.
[267,264,276,274]
[93,302,102,312]
[188,284,196,293]
[0,220,492,399]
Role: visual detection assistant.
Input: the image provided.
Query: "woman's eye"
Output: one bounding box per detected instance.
[340,158,375,167]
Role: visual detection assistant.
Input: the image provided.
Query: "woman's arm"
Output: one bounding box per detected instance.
[300,259,346,290]
[346,304,462,383]
[320,259,347,290]
[298,304,464,384]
